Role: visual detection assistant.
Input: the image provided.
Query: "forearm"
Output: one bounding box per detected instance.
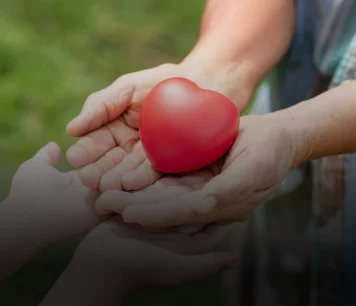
[182,0,296,110]
[40,254,129,306]
[271,81,356,166]
[0,197,49,283]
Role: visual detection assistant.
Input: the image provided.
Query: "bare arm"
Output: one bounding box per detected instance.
[39,218,235,306]
[39,255,128,306]
[0,197,50,283]
[0,143,102,284]
[272,81,356,166]
[183,0,296,110]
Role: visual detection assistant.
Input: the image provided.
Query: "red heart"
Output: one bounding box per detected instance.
[139,77,240,173]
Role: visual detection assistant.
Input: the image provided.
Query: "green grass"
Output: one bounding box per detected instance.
[0,1,236,305]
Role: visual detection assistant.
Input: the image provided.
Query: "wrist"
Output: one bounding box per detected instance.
[180,43,259,112]
[0,196,52,281]
[40,254,131,306]
[71,251,134,296]
[1,195,61,248]
[266,105,313,169]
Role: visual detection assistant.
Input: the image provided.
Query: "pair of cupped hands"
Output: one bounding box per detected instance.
[7,63,297,290]
[66,63,295,228]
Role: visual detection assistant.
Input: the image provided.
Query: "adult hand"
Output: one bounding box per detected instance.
[95,114,298,227]
[66,62,252,191]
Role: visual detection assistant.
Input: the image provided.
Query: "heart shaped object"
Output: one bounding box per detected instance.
[139,77,240,173]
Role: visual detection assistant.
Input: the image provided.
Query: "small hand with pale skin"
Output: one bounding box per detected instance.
[75,216,237,289]
[4,142,105,244]
[95,114,297,227]
[40,216,236,306]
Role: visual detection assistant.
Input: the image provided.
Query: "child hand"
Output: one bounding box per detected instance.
[3,142,105,246]
[74,216,236,290]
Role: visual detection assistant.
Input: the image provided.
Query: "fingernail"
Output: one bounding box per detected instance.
[46,141,57,148]
[43,141,59,153]
[195,196,217,214]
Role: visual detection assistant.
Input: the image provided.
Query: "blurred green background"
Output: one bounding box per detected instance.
[0,1,234,305]
[0,0,206,169]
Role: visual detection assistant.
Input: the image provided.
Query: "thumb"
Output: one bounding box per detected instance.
[176,252,237,283]
[32,142,62,167]
[200,163,249,208]
[66,82,133,137]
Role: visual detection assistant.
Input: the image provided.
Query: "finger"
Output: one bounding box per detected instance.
[174,252,237,284]
[122,193,217,227]
[121,159,162,191]
[141,185,187,202]
[177,170,213,190]
[192,223,235,252]
[99,152,146,191]
[105,119,139,153]
[95,190,143,215]
[79,147,127,190]
[95,185,186,215]
[174,224,205,235]
[66,126,116,168]
[199,163,251,208]
[66,81,134,137]
[124,194,255,228]
[32,142,61,167]
[67,119,139,168]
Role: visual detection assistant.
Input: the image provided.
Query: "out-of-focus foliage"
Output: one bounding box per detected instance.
[0,0,204,167]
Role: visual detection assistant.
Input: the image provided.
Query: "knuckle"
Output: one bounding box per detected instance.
[85,92,101,106]
[75,141,90,155]
[123,151,143,163]
[19,159,35,171]
[115,74,130,85]
[97,155,116,171]
[111,75,134,93]
[158,63,175,70]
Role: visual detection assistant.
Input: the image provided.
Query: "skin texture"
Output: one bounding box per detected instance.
[65,64,247,192]
[65,0,296,194]
[0,142,105,283]
[39,217,236,306]
[270,80,356,165]
[97,81,356,227]
[64,0,296,229]
[0,143,236,305]
[95,115,296,227]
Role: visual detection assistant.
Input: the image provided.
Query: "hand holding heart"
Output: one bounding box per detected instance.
[95,114,296,227]
[94,77,239,193]
[140,77,239,173]
[66,63,281,226]
[66,63,246,192]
